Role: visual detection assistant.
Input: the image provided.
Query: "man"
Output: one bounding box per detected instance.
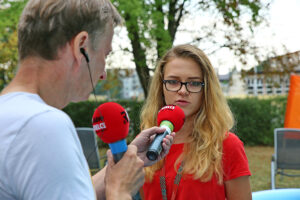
[0,0,174,199]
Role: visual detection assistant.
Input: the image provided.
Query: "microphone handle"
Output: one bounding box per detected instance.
[108,139,137,199]
[109,139,127,163]
[146,129,170,161]
[113,152,126,163]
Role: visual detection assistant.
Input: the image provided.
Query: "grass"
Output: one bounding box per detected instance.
[245,146,300,191]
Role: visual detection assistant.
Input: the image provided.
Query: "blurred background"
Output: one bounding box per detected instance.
[1,0,300,191]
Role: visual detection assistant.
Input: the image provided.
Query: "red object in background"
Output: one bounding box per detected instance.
[284,74,300,128]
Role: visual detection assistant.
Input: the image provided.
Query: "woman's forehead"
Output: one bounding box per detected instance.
[163,57,203,78]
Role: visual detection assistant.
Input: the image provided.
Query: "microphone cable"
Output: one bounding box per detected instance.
[84,58,106,167]
[86,61,98,103]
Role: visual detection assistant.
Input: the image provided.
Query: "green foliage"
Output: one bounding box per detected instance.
[211,0,262,27]
[0,0,27,90]
[64,96,287,146]
[0,30,18,90]
[112,0,268,97]
[95,69,123,99]
[228,96,287,146]
[0,0,269,96]
[0,0,27,35]
[63,101,98,127]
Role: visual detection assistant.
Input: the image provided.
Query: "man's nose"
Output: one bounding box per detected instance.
[100,71,107,80]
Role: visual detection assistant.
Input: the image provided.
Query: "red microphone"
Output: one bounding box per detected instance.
[92,102,129,163]
[146,105,185,161]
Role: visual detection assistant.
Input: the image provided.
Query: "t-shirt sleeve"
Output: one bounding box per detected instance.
[222,133,251,181]
[7,110,96,200]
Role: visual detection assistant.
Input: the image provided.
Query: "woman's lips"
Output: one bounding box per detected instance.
[175,100,189,106]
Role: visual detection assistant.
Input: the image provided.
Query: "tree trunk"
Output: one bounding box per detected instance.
[124,14,150,97]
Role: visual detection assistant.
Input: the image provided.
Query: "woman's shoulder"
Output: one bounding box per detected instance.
[223,132,244,149]
[222,132,251,180]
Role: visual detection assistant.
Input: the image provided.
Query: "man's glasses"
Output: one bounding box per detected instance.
[163,80,205,93]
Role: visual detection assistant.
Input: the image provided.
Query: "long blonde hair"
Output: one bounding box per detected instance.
[140,44,234,184]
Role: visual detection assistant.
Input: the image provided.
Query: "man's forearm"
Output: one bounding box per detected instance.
[92,166,107,200]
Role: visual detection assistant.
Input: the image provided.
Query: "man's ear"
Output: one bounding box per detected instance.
[71,31,89,65]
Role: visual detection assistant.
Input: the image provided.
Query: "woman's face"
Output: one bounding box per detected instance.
[163,57,204,119]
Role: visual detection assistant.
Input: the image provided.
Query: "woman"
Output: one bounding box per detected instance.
[140,44,251,200]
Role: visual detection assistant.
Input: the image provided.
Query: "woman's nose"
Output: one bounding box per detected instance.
[177,84,189,95]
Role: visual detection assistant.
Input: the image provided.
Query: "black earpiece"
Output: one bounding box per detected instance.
[80,48,90,63]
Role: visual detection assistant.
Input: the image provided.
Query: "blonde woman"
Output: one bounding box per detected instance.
[140,44,251,200]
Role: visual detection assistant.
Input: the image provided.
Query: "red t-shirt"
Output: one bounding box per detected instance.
[143,132,251,200]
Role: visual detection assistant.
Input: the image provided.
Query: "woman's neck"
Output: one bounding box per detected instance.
[173,115,195,144]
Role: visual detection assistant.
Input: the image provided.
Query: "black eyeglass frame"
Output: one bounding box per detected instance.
[163,80,205,93]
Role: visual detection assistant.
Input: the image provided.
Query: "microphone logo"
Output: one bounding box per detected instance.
[93,122,106,131]
[159,105,175,111]
[121,111,129,124]
[93,116,104,123]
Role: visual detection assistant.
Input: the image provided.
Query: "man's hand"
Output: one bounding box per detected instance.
[130,126,175,167]
[105,145,145,199]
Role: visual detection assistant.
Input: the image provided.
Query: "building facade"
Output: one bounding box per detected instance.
[108,50,300,100]
[119,69,144,100]
[242,51,300,95]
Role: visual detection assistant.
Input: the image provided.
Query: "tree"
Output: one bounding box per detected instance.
[112,0,270,97]
[0,0,27,90]
[95,68,123,100]
[0,0,270,96]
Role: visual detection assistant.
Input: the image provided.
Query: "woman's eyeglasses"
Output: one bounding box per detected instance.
[163,80,205,93]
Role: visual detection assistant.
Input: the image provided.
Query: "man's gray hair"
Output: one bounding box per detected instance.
[18,0,122,60]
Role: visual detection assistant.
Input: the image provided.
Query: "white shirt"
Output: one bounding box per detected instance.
[0,92,95,199]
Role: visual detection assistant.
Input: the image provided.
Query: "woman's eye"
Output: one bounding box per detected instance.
[189,81,201,86]
[168,80,179,85]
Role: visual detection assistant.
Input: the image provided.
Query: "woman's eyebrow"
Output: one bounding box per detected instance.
[187,77,202,80]
[165,75,202,79]
[165,75,177,77]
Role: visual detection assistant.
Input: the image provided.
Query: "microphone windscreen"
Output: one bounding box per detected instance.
[92,102,129,143]
[157,105,185,132]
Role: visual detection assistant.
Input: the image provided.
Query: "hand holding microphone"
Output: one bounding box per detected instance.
[130,105,185,167]
[146,105,185,161]
[91,103,182,197]
[92,102,145,198]
[105,145,144,198]
[130,126,175,167]
[92,102,130,163]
